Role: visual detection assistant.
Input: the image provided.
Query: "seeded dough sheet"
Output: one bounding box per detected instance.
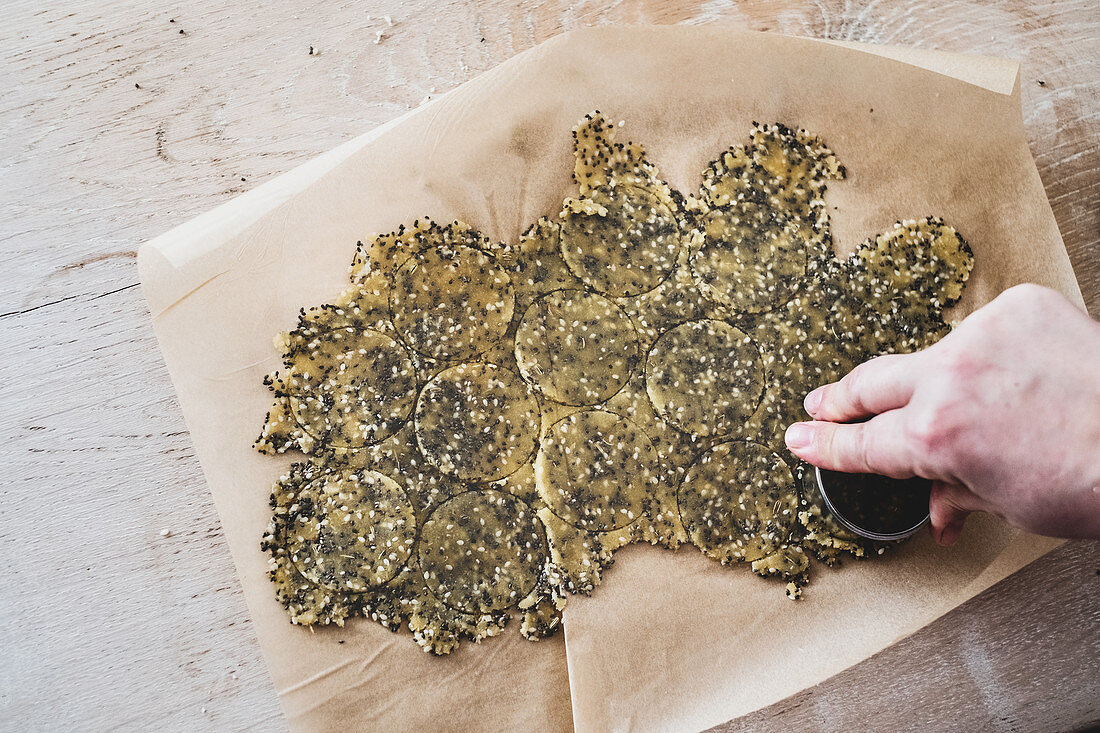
[138,27,1081,732]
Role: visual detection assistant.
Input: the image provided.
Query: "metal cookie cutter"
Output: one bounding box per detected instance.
[804,465,932,542]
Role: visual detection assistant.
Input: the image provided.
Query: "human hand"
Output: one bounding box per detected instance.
[784,283,1100,545]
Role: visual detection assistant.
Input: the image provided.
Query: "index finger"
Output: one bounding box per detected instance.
[805,352,922,423]
[784,409,919,478]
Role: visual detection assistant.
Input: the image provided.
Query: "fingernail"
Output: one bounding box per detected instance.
[804,387,824,416]
[785,422,813,449]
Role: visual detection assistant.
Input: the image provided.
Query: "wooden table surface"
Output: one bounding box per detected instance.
[3,1,1097,730]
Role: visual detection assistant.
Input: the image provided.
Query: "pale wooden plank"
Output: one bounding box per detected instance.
[1,1,1096,730]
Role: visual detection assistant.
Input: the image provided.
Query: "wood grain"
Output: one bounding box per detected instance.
[2,1,1097,730]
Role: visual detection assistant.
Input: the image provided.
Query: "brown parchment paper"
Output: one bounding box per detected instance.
[138,27,1082,732]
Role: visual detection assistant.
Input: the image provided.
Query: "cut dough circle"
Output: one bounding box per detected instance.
[559,184,681,297]
[690,202,808,314]
[677,441,798,562]
[390,244,514,360]
[415,362,541,483]
[287,468,416,592]
[535,409,660,532]
[418,489,547,614]
[645,319,764,438]
[855,218,973,309]
[286,327,417,448]
[514,289,640,406]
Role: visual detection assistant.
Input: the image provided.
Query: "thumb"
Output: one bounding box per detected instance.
[928,481,992,546]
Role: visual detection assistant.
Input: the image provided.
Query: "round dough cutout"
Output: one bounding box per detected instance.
[390,244,514,360]
[691,202,808,313]
[535,409,659,532]
[645,319,764,437]
[287,327,417,448]
[559,185,681,297]
[415,362,541,483]
[418,489,546,614]
[287,468,416,592]
[677,441,798,562]
[515,289,640,406]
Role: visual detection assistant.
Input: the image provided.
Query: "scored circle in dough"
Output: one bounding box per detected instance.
[559,184,682,297]
[855,219,974,309]
[286,468,416,592]
[514,289,640,406]
[390,244,515,360]
[677,440,798,563]
[535,409,660,532]
[286,327,418,448]
[415,362,541,483]
[645,319,764,438]
[417,489,547,614]
[690,202,809,314]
